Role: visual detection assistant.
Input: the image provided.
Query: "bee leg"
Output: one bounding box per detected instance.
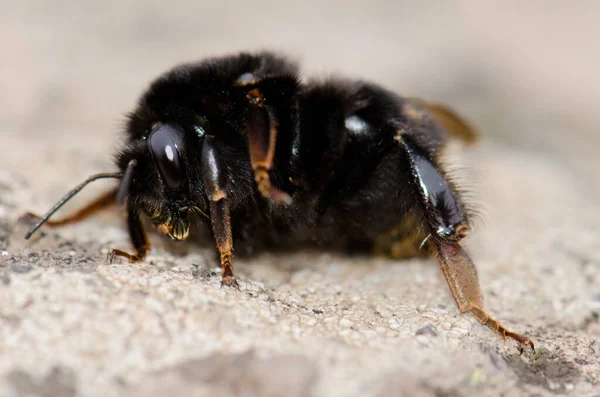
[201,138,239,288]
[434,242,535,352]
[108,208,150,263]
[24,187,117,228]
[209,198,238,288]
[395,132,533,351]
[246,88,291,204]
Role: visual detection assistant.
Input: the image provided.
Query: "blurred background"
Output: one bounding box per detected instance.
[1,0,598,199]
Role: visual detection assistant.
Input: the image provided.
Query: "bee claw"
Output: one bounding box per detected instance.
[221,276,239,289]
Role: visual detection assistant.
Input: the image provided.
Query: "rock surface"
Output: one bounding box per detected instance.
[1,2,599,396]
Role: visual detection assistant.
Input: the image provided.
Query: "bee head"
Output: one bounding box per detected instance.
[117,121,213,242]
[115,63,264,242]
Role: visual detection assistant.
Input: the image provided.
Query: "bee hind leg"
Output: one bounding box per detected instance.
[394,131,534,352]
[434,242,534,352]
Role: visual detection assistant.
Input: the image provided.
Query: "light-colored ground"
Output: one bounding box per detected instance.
[1,2,599,396]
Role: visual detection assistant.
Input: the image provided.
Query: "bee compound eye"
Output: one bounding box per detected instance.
[149,123,185,189]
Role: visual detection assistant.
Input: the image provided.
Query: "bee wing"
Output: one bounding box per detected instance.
[409,98,479,144]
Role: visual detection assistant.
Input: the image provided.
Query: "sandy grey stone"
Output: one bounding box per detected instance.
[130,352,318,397]
[5,367,77,397]
[1,2,599,397]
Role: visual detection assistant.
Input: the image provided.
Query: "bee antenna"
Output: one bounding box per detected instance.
[116,160,137,204]
[25,172,123,239]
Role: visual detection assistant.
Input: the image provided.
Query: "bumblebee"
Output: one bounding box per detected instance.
[25,52,533,351]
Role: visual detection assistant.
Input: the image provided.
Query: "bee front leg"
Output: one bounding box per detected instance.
[108,207,150,263]
[209,198,238,288]
[202,137,239,288]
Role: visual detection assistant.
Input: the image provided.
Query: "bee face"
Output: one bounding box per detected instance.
[121,121,210,242]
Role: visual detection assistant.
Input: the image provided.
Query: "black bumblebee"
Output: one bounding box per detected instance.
[25,52,533,351]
